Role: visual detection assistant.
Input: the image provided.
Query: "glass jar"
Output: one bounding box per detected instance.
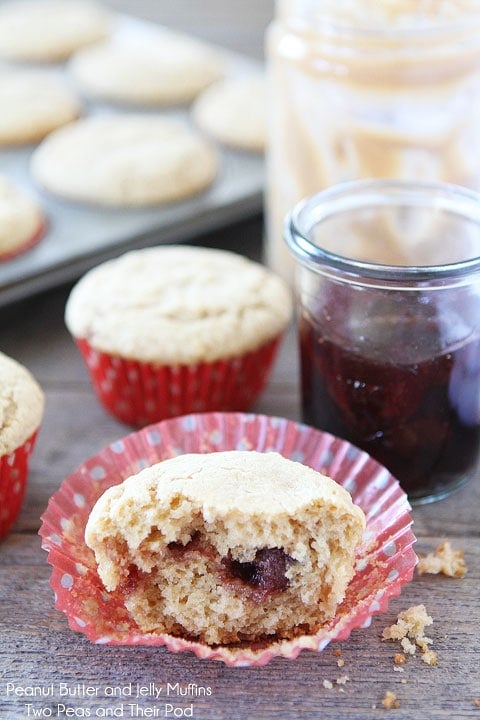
[266,0,480,282]
[284,179,480,504]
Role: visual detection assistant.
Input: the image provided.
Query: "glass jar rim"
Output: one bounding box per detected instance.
[284,179,480,283]
[279,1,480,43]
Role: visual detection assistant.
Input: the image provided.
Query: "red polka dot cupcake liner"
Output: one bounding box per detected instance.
[40,412,417,666]
[0,430,39,539]
[75,336,282,426]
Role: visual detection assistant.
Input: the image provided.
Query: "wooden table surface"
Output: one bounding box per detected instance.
[1,2,479,719]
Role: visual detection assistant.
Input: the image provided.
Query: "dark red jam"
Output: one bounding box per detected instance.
[299,312,480,500]
[222,547,292,601]
[167,535,292,603]
[167,531,206,558]
[118,563,148,596]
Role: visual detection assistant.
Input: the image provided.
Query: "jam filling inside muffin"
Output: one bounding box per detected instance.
[166,532,293,602]
[222,548,292,599]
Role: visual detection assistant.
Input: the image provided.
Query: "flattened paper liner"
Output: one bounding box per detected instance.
[40,412,417,666]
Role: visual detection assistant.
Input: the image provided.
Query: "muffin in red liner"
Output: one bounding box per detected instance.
[65,246,292,427]
[0,352,44,539]
[40,412,417,666]
[0,219,46,263]
[0,175,46,262]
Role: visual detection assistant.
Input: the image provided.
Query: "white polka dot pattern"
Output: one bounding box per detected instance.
[74,335,281,427]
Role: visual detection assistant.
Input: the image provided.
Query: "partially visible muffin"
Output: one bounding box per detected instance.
[0,176,45,261]
[69,32,224,106]
[0,0,111,63]
[85,450,366,645]
[193,75,267,153]
[0,352,44,539]
[64,246,292,425]
[0,69,81,147]
[30,115,218,207]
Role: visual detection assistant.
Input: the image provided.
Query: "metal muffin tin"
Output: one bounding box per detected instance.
[0,13,264,307]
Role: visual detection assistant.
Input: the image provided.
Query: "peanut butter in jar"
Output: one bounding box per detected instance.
[265,0,480,281]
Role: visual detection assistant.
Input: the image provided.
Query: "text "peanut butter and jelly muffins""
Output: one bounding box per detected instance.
[85,450,366,646]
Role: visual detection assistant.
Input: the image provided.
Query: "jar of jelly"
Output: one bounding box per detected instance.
[285,179,480,503]
[266,0,480,282]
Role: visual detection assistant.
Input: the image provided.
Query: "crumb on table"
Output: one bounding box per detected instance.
[381,690,400,710]
[382,605,437,667]
[417,541,467,578]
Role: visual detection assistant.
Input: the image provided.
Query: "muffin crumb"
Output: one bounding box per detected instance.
[400,637,416,655]
[381,690,400,710]
[383,605,433,641]
[383,605,437,666]
[417,542,467,578]
[420,647,438,666]
[323,680,333,690]
[394,653,406,665]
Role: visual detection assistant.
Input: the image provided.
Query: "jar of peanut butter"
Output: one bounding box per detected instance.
[265,0,480,282]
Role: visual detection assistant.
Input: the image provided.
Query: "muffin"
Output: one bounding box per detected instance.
[0,0,111,63]
[68,32,224,106]
[30,115,218,207]
[0,69,81,147]
[0,176,45,261]
[85,450,366,645]
[64,246,292,425]
[192,75,267,153]
[0,352,44,539]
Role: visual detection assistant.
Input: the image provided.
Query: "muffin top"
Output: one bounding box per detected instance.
[30,115,218,207]
[193,75,266,153]
[0,352,44,456]
[68,32,224,106]
[0,69,81,147]
[87,450,361,525]
[0,0,110,63]
[85,450,366,564]
[65,246,292,364]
